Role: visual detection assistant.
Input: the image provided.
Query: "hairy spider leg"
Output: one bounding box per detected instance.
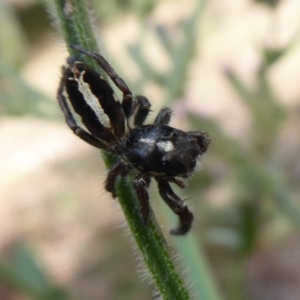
[70,45,155,129]
[133,96,151,126]
[105,162,152,226]
[133,174,151,224]
[105,160,131,197]
[154,107,173,125]
[155,177,194,235]
[169,177,187,189]
[70,45,134,119]
[57,85,111,150]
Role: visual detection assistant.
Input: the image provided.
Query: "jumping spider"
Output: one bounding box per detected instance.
[57,45,210,235]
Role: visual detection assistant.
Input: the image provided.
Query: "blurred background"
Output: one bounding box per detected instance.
[0,0,300,299]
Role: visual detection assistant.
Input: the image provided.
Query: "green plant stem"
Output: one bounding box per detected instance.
[48,1,192,299]
[122,0,222,297]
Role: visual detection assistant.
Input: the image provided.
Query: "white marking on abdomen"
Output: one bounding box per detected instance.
[139,138,155,145]
[157,141,174,152]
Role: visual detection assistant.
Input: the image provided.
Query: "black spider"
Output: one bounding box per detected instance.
[57,45,210,235]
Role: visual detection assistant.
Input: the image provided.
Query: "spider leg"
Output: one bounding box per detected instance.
[154,107,172,125]
[105,160,131,198]
[57,88,110,150]
[70,45,134,119]
[133,173,151,225]
[132,96,151,126]
[170,177,186,189]
[106,162,151,224]
[155,177,194,235]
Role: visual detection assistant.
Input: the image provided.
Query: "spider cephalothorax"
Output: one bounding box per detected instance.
[57,45,210,235]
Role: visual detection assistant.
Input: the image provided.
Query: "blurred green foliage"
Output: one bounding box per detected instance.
[253,0,280,8]
[0,245,66,300]
[122,2,300,299]
[0,2,59,119]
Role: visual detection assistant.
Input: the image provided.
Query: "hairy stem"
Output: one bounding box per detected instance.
[48,0,192,299]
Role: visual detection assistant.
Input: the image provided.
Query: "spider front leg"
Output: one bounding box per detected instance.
[106,165,152,225]
[70,44,134,118]
[105,160,131,198]
[57,86,110,150]
[71,45,154,126]
[155,177,194,235]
